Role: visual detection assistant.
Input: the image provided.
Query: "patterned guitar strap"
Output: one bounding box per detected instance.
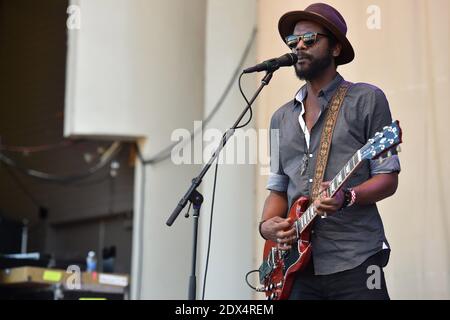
[310,81,352,204]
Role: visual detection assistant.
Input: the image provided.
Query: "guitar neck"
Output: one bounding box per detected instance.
[296,149,364,234]
[326,150,363,198]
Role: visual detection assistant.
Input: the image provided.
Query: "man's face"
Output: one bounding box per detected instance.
[291,21,336,81]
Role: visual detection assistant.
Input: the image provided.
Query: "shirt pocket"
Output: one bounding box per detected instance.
[282,154,303,177]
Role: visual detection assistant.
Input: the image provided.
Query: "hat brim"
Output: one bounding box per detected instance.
[278,11,355,65]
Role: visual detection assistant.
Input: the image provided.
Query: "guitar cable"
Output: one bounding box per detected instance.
[245,269,265,292]
[201,160,219,300]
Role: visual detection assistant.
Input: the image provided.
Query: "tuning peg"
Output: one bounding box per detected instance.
[396,145,402,153]
[387,151,392,157]
[378,157,384,164]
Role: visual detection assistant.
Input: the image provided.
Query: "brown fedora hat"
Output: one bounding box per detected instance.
[278,3,354,65]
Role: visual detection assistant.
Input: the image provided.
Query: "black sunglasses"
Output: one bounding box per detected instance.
[285,32,329,49]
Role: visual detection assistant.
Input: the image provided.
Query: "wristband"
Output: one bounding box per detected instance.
[258,220,268,240]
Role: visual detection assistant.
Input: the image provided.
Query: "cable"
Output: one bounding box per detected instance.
[235,72,253,129]
[201,160,219,300]
[142,27,257,165]
[245,269,264,292]
[0,139,79,153]
[0,142,122,184]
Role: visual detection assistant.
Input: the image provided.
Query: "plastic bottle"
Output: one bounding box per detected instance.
[86,251,97,272]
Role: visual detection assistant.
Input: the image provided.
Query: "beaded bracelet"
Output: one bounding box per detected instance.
[341,188,356,209]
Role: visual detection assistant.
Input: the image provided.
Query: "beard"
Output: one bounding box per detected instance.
[295,50,334,81]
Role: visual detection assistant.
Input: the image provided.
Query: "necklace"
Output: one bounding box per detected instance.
[299,104,311,176]
[300,154,308,175]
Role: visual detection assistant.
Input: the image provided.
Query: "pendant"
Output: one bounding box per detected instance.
[300,154,308,175]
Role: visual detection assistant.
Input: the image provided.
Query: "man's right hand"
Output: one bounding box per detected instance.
[260,216,296,250]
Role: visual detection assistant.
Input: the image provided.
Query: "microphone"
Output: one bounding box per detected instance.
[243,53,298,74]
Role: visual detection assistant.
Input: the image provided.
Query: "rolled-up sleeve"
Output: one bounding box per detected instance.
[370,155,401,175]
[363,87,402,176]
[266,112,289,192]
[267,173,289,192]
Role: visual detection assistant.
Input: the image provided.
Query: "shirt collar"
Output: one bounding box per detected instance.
[294,73,345,108]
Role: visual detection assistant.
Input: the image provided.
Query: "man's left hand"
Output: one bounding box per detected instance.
[313,181,345,216]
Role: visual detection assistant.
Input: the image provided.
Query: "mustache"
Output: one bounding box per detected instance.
[297,54,312,60]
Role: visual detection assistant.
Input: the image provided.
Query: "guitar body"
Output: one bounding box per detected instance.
[262,196,313,300]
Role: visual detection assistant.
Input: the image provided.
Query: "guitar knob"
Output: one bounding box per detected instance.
[269,284,274,291]
[269,293,276,300]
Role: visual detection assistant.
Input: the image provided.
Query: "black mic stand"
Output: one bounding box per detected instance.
[166,71,274,300]
[186,189,203,300]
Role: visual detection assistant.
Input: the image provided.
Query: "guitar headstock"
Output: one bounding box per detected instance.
[361,120,402,161]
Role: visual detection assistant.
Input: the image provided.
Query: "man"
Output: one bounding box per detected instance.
[259,3,400,300]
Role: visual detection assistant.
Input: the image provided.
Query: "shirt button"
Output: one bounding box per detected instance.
[309,154,313,158]
[309,179,313,183]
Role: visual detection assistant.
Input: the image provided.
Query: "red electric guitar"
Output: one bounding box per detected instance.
[258,120,403,300]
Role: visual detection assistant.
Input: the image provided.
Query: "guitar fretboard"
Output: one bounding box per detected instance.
[295,150,363,234]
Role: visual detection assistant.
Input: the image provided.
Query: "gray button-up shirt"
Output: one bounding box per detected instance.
[266,73,400,275]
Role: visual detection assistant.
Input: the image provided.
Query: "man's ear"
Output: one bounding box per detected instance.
[333,43,342,58]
